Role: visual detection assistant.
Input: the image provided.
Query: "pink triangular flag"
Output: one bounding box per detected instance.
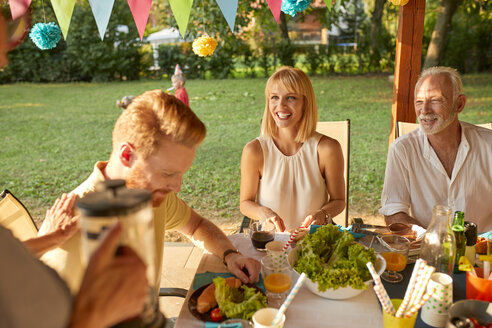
[9,0,32,20]
[127,0,152,40]
[266,0,282,24]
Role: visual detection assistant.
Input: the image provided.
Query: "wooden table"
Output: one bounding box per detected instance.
[174,233,384,328]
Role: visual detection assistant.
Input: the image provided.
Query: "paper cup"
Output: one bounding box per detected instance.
[466,267,492,302]
[266,241,286,263]
[421,273,453,327]
[383,299,417,328]
[252,308,285,328]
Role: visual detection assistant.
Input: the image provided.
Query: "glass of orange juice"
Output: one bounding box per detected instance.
[378,234,410,283]
[261,255,292,308]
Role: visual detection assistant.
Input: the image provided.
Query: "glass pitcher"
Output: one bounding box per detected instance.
[419,205,456,275]
[76,179,158,324]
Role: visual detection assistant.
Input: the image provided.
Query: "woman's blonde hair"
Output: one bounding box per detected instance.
[113,89,206,159]
[261,66,318,142]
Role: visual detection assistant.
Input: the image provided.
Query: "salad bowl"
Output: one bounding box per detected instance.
[287,246,386,300]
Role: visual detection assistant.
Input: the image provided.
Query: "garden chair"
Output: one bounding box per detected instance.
[0,189,38,241]
[240,119,351,231]
[396,121,491,138]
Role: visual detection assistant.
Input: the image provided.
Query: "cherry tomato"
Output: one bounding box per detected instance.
[210,308,224,322]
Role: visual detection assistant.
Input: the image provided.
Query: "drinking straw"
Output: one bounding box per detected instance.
[395,259,426,318]
[407,265,435,312]
[404,285,437,318]
[366,262,395,314]
[484,261,490,280]
[373,285,395,315]
[271,272,306,326]
[282,229,300,252]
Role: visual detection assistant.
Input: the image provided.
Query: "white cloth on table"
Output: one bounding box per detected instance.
[174,233,383,328]
[257,133,328,230]
[380,121,492,233]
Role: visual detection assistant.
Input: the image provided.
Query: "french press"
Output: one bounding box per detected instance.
[76,179,159,325]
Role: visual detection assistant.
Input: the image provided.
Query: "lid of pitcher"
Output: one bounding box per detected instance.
[76,179,151,217]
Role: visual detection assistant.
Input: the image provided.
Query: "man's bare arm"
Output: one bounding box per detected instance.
[178,210,260,284]
[384,212,421,226]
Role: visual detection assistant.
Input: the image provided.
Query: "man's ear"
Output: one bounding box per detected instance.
[119,143,134,167]
[456,94,466,114]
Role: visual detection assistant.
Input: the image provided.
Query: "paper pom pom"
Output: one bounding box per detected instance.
[389,0,409,5]
[29,22,62,50]
[192,35,218,57]
[281,0,311,17]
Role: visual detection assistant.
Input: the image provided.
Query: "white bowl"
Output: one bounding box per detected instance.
[287,246,386,300]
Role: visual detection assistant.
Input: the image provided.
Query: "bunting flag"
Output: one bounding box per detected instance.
[127,0,152,40]
[322,0,332,11]
[51,0,76,39]
[9,0,31,20]
[215,0,238,32]
[89,0,115,40]
[169,0,193,38]
[265,0,282,24]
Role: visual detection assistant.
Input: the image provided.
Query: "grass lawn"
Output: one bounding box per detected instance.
[1,74,491,240]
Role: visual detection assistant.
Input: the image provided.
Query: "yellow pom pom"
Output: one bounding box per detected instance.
[192,35,218,57]
[389,0,409,5]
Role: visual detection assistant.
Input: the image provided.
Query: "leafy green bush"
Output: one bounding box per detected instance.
[304,45,324,75]
[0,1,142,83]
[157,44,185,76]
[258,44,272,77]
[277,40,296,67]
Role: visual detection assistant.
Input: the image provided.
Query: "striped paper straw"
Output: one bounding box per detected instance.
[404,286,436,318]
[395,259,426,318]
[373,285,395,315]
[282,229,299,252]
[408,265,435,312]
[271,272,306,326]
[366,262,395,314]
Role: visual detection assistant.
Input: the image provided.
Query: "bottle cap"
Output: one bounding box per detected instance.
[464,221,477,246]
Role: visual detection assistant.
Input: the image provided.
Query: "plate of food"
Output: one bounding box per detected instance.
[188,276,267,323]
[287,224,386,300]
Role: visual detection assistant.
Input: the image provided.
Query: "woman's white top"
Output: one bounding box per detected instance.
[257,132,328,230]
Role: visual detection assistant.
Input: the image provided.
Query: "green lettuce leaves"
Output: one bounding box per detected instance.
[213,276,267,320]
[294,225,376,291]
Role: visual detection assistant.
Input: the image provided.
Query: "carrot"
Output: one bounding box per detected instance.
[196,277,241,313]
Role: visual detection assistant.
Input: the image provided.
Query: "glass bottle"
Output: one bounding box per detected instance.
[419,205,456,275]
[464,221,477,266]
[451,211,466,272]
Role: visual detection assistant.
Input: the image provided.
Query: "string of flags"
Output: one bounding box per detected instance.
[8,0,338,41]
[8,0,351,54]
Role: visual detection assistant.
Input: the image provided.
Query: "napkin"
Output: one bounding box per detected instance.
[193,271,265,291]
[479,230,492,239]
[309,224,366,239]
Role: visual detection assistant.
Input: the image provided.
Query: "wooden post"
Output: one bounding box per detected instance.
[388,0,426,147]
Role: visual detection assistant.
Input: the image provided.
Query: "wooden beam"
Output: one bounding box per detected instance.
[388,0,426,147]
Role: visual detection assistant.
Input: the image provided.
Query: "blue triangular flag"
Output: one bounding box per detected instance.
[89,0,115,40]
[215,0,238,32]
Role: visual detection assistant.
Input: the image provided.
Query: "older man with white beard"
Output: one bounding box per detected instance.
[379,66,492,233]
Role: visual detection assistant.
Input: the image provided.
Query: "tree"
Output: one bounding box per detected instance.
[369,0,386,68]
[423,0,464,68]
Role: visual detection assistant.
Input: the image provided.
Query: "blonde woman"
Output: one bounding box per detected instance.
[240,66,345,232]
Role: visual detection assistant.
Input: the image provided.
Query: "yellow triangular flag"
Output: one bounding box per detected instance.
[50,0,76,39]
[169,0,193,38]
